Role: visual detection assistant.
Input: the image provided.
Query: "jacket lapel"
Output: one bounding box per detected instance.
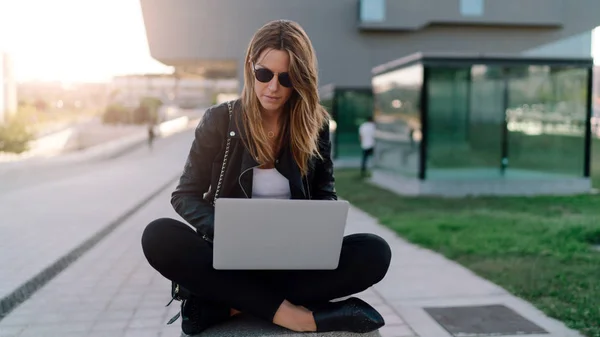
[276,142,306,199]
[229,102,259,198]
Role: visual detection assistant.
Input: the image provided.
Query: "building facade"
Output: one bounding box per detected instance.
[139,0,599,161]
[140,0,599,87]
[370,52,594,196]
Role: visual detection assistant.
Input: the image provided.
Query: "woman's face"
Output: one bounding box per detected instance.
[252,48,293,114]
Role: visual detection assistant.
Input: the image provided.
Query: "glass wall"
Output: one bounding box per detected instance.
[425,63,590,180]
[426,65,507,179]
[320,87,373,159]
[506,66,588,178]
[372,64,423,177]
[334,89,373,158]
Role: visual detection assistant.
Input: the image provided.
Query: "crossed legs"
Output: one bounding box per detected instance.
[141,218,391,331]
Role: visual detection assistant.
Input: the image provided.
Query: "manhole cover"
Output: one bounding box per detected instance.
[424,304,548,336]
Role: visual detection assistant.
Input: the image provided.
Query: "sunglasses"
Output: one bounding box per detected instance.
[252,64,293,88]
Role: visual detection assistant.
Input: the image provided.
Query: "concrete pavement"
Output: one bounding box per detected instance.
[0,130,193,308]
[0,127,587,337]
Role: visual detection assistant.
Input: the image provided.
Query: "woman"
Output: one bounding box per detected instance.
[141,19,392,335]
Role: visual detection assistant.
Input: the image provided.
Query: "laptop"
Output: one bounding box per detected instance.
[212,198,350,270]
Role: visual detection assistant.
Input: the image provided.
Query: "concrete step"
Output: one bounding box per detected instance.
[186,314,381,336]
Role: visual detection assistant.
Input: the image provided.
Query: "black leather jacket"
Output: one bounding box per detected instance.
[171,99,337,242]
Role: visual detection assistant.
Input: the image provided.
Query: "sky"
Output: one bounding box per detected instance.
[0,0,172,83]
[0,1,598,83]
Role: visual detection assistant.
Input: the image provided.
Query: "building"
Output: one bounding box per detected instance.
[109,73,237,109]
[139,0,599,195]
[140,0,599,155]
[370,52,594,196]
[140,0,599,84]
[0,52,17,124]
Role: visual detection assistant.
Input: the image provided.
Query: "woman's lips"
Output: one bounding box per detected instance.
[264,95,280,101]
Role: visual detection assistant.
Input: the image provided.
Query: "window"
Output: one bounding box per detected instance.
[460,0,484,16]
[360,0,385,22]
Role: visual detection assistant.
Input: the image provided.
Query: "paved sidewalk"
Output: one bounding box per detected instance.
[0,129,587,336]
[0,130,193,307]
[0,183,402,337]
[0,184,184,337]
[0,182,583,336]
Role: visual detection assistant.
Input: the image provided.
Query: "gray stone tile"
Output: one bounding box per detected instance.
[353,288,383,303]
[112,291,146,300]
[160,326,182,337]
[96,309,135,322]
[0,313,32,326]
[88,331,126,337]
[91,319,130,331]
[5,305,39,317]
[80,295,115,305]
[63,309,103,322]
[390,306,452,337]
[20,330,82,337]
[373,266,506,302]
[116,287,154,296]
[34,312,72,324]
[128,316,165,329]
[381,312,406,326]
[140,291,172,302]
[17,321,93,336]
[122,328,162,337]
[132,308,168,320]
[0,326,24,337]
[47,321,94,333]
[140,298,171,309]
[372,303,396,316]
[106,300,143,311]
[16,327,50,337]
[377,324,416,337]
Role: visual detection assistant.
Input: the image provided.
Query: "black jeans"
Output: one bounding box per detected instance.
[361,147,374,175]
[141,218,392,322]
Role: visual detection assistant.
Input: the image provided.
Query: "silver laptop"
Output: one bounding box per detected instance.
[212,198,350,270]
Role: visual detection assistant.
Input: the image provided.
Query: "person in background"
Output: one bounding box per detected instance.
[358,116,376,177]
[147,123,155,150]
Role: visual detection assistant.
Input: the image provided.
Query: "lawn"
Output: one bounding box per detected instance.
[334,146,600,336]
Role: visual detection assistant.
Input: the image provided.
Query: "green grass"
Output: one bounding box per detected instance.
[334,168,600,337]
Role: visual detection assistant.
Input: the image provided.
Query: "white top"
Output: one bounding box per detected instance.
[252,168,291,199]
[359,121,376,149]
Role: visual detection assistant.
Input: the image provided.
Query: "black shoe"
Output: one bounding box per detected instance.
[179,298,230,335]
[311,297,385,333]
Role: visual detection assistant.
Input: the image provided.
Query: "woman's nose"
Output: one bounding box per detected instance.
[268,75,279,91]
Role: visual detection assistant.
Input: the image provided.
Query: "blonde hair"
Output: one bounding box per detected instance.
[240,19,329,176]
